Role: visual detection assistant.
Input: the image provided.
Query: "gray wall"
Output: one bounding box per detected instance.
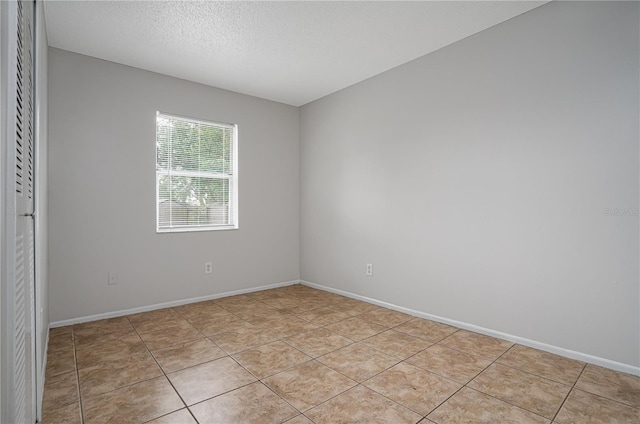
[300,1,639,367]
[48,48,300,321]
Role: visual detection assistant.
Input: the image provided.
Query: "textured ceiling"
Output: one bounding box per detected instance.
[44,1,548,106]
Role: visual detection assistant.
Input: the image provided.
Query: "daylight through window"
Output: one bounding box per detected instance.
[156,112,238,232]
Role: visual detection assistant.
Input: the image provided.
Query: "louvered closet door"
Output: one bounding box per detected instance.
[5,0,37,422]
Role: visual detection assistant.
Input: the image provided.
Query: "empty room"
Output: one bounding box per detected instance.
[1,0,638,423]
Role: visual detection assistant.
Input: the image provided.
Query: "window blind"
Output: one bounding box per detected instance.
[156,112,238,232]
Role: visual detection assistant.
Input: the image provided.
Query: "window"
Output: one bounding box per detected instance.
[156,112,238,232]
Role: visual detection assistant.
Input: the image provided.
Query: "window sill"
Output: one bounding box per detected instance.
[156,225,238,234]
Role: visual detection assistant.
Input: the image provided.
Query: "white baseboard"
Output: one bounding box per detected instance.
[48,278,639,376]
[300,280,640,376]
[50,280,300,328]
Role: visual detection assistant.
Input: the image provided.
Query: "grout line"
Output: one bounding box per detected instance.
[492,360,577,387]
[186,407,200,424]
[254,380,303,421]
[410,338,514,420]
[559,364,640,411]
[550,363,586,423]
[180,378,258,410]
[126,315,197,421]
[446,345,560,422]
[423,384,466,421]
[70,328,86,424]
[138,325,207,424]
[462,386,556,421]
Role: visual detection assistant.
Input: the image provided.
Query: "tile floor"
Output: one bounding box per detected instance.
[42,284,640,424]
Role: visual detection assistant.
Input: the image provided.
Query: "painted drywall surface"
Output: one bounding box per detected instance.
[48,48,300,321]
[300,1,639,367]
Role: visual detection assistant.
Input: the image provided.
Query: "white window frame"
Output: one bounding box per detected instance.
[155,111,238,233]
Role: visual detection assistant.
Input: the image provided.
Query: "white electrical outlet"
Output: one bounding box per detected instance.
[108,272,118,285]
[205,262,213,274]
[366,264,373,276]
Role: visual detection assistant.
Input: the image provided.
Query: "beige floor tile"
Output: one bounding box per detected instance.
[145,409,197,424]
[133,315,196,332]
[177,307,237,325]
[554,389,640,424]
[128,308,180,322]
[82,376,184,424]
[233,340,311,379]
[306,385,422,424]
[298,307,351,326]
[284,415,314,424]
[274,284,305,292]
[152,338,226,373]
[167,356,256,405]
[75,333,148,369]
[247,289,296,302]
[135,317,199,335]
[182,306,238,322]
[329,298,381,316]
[262,293,304,303]
[210,326,280,354]
[281,302,326,315]
[439,330,513,361]
[467,363,570,419]
[216,295,264,313]
[575,364,640,408]
[172,300,225,317]
[299,291,346,304]
[48,287,637,424]
[362,329,431,359]
[189,381,298,423]
[41,401,82,424]
[50,325,74,336]
[42,371,79,413]
[408,343,492,384]
[49,326,74,351]
[128,309,182,332]
[73,317,130,331]
[73,317,133,339]
[78,351,163,399]
[172,300,233,321]
[497,344,585,385]
[190,314,255,336]
[254,316,319,338]
[220,303,265,315]
[318,342,398,382]
[45,344,76,376]
[364,362,461,415]
[214,296,254,307]
[74,325,139,348]
[290,299,331,314]
[215,293,258,305]
[359,308,414,327]
[284,327,353,357]
[324,317,388,341]
[260,297,304,314]
[234,306,289,323]
[137,322,204,350]
[394,318,459,342]
[263,360,356,411]
[428,387,550,424]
